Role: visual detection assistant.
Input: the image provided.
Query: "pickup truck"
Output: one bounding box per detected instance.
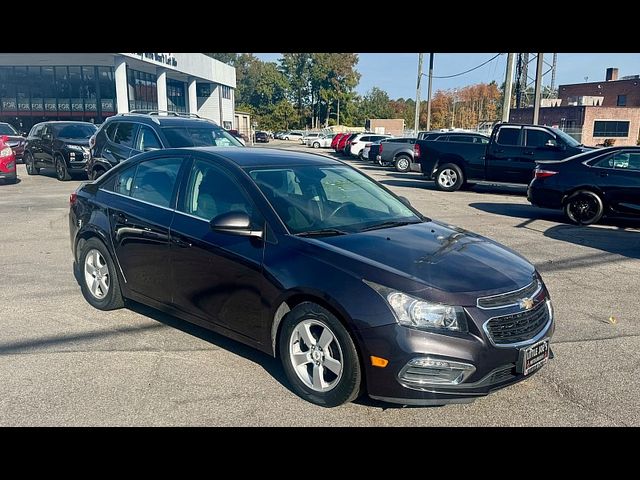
[376,137,417,172]
[416,123,592,191]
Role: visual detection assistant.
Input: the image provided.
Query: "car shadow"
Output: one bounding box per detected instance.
[469,202,640,260]
[1,177,21,185]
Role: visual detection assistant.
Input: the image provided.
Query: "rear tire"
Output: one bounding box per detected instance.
[564,190,604,225]
[435,163,464,192]
[395,155,411,173]
[55,155,71,181]
[25,152,39,175]
[78,238,124,311]
[313,142,320,148]
[279,302,362,407]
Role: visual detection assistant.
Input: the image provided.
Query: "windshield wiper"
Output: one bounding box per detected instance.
[359,220,422,232]
[296,228,348,237]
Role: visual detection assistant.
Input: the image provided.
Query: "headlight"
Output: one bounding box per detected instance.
[67,145,84,152]
[364,280,468,332]
[0,146,12,157]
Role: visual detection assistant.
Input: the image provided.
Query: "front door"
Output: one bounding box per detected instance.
[486,125,523,183]
[170,157,266,342]
[108,122,139,165]
[106,156,183,302]
[39,124,55,168]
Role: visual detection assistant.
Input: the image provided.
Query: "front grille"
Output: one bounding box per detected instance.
[477,278,540,309]
[486,300,549,344]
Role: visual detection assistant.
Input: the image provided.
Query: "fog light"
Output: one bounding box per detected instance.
[398,357,476,389]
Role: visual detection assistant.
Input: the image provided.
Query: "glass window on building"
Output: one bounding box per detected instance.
[55,66,71,114]
[127,68,158,112]
[167,79,186,113]
[196,83,211,97]
[617,95,627,107]
[98,66,116,116]
[221,85,231,99]
[593,120,630,138]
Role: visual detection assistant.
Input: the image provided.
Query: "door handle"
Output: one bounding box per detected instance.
[494,148,504,153]
[171,237,192,248]
[599,171,608,177]
[523,150,535,156]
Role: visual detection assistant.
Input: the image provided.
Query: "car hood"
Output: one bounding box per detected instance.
[300,221,535,303]
[57,138,91,147]
[2,135,24,146]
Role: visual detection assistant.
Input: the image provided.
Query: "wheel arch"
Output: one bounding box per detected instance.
[437,155,467,176]
[561,185,607,206]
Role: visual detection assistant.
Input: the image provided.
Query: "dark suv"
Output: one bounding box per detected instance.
[86,112,243,180]
[24,121,98,181]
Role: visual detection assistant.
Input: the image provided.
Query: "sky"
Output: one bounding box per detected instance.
[254,53,640,99]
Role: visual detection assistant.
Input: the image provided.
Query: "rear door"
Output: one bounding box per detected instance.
[104,155,185,302]
[486,125,523,182]
[106,122,140,164]
[591,150,640,216]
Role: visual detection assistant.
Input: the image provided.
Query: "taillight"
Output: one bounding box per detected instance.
[534,169,558,179]
[69,192,78,206]
[414,143,421,158]
[379,144,384,153]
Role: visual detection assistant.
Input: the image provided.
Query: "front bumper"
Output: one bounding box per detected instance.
[0,169,17,180]
[357,316,554,406]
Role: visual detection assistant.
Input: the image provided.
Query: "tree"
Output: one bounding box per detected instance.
[204,53,238,66]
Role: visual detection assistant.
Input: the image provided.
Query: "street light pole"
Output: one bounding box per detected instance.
[414,53,423,135]
[502,53,515,122]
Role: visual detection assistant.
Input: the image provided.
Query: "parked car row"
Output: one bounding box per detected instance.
[331,132,393,158]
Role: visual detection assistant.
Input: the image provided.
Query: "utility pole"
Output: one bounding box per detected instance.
[550,52,558,94]
[337,98,340,127]
[502,53,515,122]
[451,89,457,129]
[414,53,423,135]
[426,53,434,131]
[532,53,544,125]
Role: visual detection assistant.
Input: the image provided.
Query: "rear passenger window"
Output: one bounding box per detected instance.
[131,157,182,208]
[113,122,138,148]
[496,127,520,146]
[449,136,473,143]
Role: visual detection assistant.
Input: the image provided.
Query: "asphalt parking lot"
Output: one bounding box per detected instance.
[1,140,639,426]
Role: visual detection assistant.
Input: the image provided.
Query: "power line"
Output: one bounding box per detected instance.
[430,53,504,79]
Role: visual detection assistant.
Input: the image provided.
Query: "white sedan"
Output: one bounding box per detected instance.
[307,133,335,148]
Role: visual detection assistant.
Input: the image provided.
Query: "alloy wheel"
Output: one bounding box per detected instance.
[84,249,110,299]
[438,168,458,188]
[289,319,344,392]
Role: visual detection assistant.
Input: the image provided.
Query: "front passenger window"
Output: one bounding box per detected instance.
[181,159,255,222]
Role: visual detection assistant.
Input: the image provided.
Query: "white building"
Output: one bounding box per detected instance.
[0,53,236,132]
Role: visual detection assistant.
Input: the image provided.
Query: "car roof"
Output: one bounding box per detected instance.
[192,147,341,167]
[106,114,220,128]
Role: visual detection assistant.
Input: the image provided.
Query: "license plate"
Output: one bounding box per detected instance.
[518,339,550,375]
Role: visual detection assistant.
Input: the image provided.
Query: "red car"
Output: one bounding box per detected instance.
[336,133,354,153]
[331,132,345,150]
[0,135,17,184]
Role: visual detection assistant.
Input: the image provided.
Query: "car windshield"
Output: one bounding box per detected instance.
[248,165,422,235]
[162,126,243,147]
[0,124,18,135]
[552,127,581,147]
[52,123,97,139]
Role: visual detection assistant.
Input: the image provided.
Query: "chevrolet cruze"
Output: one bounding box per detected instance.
[69,147,554,407]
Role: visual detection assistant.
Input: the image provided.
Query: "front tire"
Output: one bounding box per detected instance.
[279,302,362,407]
[313,142,320,149]
[78,238,124,310]
[435,163,464,191]
[564,190,604,225]
[55,155,71,181]
[395,155,411,173]
[25,152,39,175]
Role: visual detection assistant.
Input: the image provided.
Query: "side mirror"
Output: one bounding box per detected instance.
[21,132,28,138]
[210,211,263,238]
[42,133,52,141]
[398,196,412,208]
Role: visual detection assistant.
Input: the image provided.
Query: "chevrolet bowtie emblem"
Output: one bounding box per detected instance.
[520,298,534,310]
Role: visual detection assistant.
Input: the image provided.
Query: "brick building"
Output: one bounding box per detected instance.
[509,68,640,146]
